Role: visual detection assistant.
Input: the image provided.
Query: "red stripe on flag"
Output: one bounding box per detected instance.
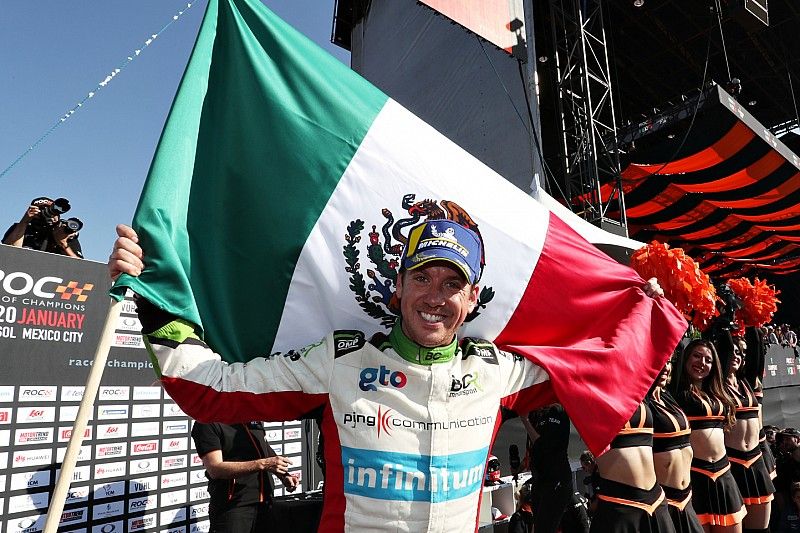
[495,214,686,455]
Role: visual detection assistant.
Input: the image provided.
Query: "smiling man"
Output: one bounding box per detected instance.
[109,218,662,533]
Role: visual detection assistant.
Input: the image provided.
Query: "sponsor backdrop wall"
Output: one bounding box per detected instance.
[0,246,307,533]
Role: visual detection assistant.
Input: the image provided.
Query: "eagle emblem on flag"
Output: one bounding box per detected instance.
[343,193,495,328]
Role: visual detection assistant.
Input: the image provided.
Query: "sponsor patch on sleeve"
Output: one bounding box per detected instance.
[460,338,498,365]
[333,330,366,358]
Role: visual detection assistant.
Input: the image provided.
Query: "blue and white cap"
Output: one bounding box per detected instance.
[400,219,483,284]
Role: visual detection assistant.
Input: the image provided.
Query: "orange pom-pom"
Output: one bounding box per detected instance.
[727,277,780,328]
[630,241,718,330]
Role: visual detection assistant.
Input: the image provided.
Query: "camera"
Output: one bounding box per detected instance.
[25,197,81,251]
[33,197,71,221]
[60,217,83,235]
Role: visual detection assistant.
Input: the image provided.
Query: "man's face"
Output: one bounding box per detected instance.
[395,263,479,348]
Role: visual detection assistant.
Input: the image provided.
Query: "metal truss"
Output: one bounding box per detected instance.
[549,0,627,232]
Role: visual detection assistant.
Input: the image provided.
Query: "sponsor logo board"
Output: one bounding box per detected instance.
[98,387,130,401]
[98,405,129,420]
[17,407,55,423]
[93,481,125,499]
[163,403,186,417]
[10,470,51,490]
[55,465,90,483]
[113,333,144,349]
[284,441,302,455]
[131,422,159,437]
[65,485,91,504]
[14,427,53,446]
[18,386,57,402]
[0,385,14,402]
[129,458,158,475]
[92,500,124,519]
[161,471,188,488]
[56,444,92,462]
[12,448,52,468]
[128,495,158,513]
[128,514,157,532]
[162,420,189,434]
[161,489,187,506]
[160,507,188,526]
[190,520,210,533]
[92,521,123,533]
[95,442,127,459]
[162,437,188,452]
[132,403,160,418]
[8,492,49,514]
[161,454,187,470]
[59,507,88,527]
[190,502,210,518]
[8,514,45,533]
[94,461,127,479]
[129,476,158,494]
[132,386,161,401]
[60,386,85,402]
[130,440,159,455]
[58,426,92,442]
[96,423,127,440]
[190,487,209,500]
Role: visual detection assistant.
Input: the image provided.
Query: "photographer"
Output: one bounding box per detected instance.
[2,198,83,258]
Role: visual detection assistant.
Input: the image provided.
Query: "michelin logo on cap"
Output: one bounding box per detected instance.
[401,220,483,284]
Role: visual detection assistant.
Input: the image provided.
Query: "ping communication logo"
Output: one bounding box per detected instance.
[55,281,94,302]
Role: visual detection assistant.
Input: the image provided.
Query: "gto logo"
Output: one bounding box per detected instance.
[358,365,407,392]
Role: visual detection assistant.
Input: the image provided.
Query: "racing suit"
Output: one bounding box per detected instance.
[143,314,556,533]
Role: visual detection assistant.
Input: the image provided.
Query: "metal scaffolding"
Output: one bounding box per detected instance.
[549,0,627,233]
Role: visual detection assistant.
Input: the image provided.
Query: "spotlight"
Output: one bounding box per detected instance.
[748,100,757,106]
[633,0,644,7]
[667,133,676,139]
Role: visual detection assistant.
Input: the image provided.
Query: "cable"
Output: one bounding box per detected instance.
[514,59,569,204]
[475,35,564,200]
[714,0,733,84]
[619,7,715,183]
[0,1,198,180]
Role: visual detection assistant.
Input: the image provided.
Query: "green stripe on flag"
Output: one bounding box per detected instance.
[111,0,387,362]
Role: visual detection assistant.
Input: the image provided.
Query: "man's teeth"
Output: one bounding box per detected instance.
[420,312,444,322]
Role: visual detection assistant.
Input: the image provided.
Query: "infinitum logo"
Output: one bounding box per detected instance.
[342,445,488,503]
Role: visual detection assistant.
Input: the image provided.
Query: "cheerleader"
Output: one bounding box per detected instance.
[725,335,775,532]
[647,359,704,532]
[672,339,746,532]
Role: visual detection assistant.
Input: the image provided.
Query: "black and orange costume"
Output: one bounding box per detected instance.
[677,390,747,526]
[590,402,676,533]
[725,378,775,506]
[647,388,703,533]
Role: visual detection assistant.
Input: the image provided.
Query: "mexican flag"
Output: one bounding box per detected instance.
[111,0,686,454]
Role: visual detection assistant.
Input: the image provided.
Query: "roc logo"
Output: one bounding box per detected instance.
[55,281,94,302]
[342,193,494,328]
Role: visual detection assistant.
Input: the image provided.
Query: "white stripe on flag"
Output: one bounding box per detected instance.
[272,100,549,351]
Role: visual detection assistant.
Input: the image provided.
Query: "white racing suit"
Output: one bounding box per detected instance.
[144,319,555,532]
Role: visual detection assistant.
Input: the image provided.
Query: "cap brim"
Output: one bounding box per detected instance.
[405,253,475,284]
